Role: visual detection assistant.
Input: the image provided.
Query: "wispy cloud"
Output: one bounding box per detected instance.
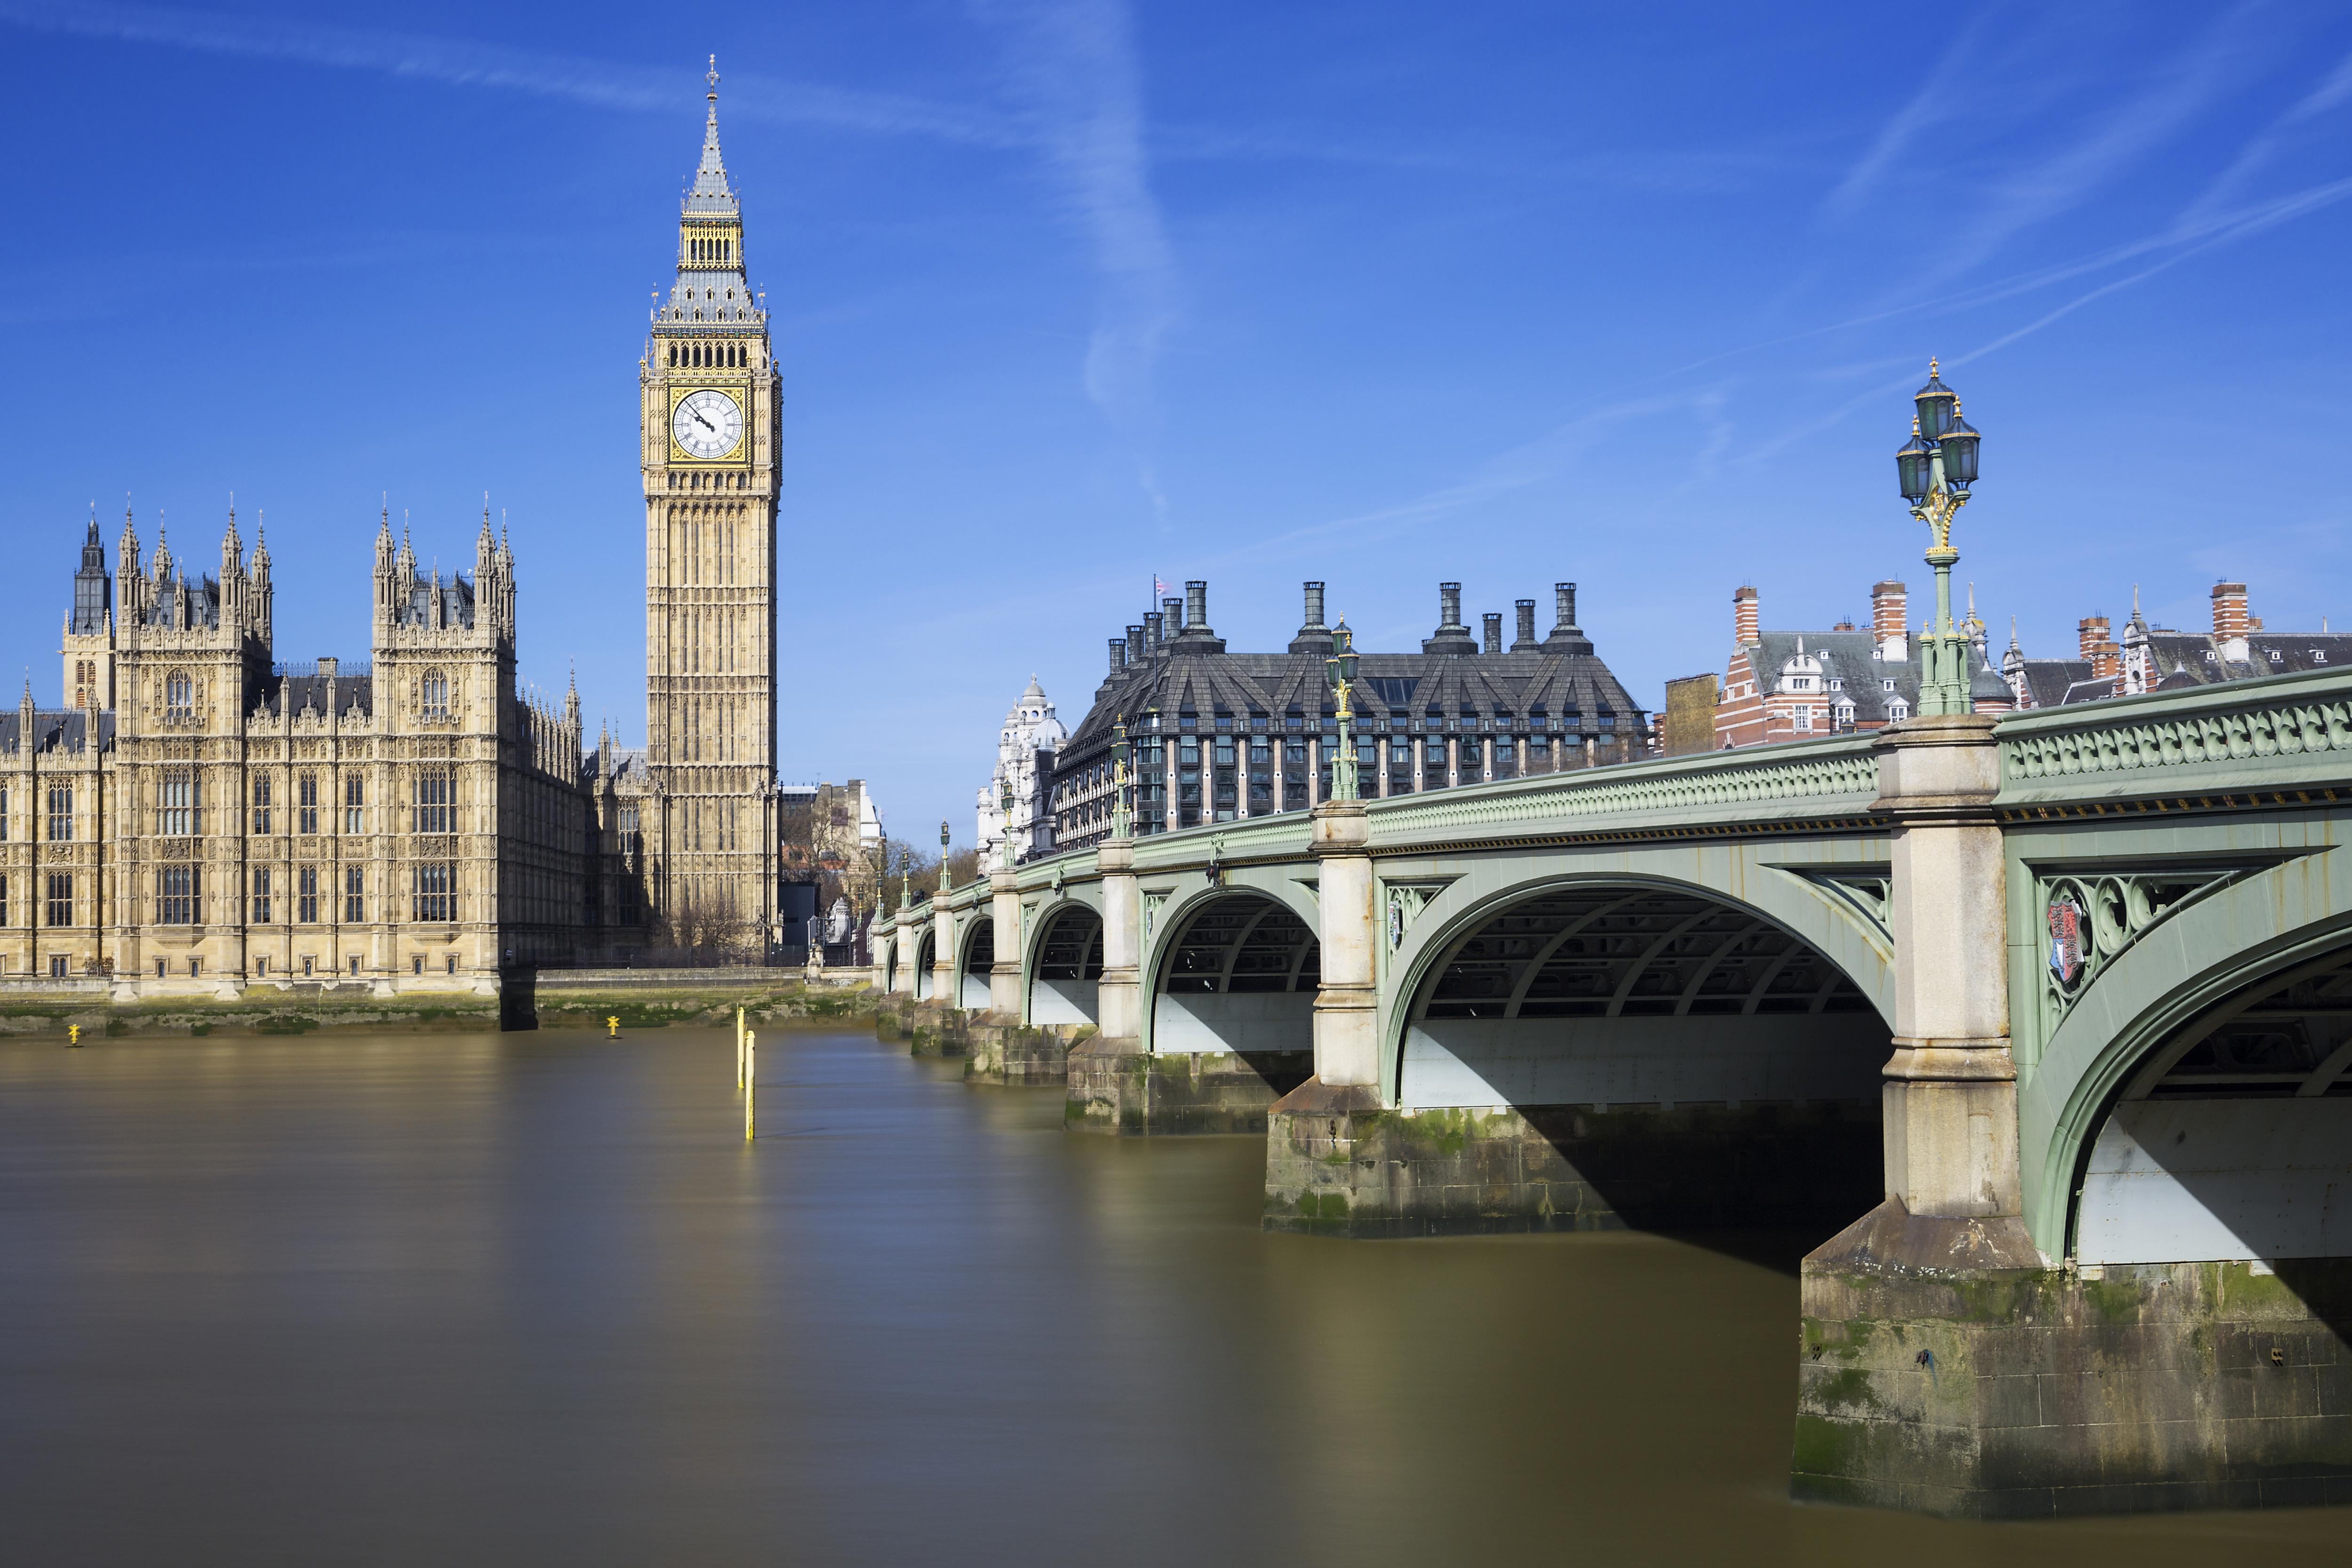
[1819,15,1990,222]
[1907,4,2268,291]
[2179,43,2352,227]
[974,0,1179,515]
[0,0,1031,144]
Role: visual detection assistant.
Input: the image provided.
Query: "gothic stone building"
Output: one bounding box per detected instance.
[1047,579,1648,855]
[1,508,589,995]
[0,72,786,993]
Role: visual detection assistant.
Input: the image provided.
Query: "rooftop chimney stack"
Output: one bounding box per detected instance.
[1482,612,1503,655]
[1162,597,1182,639]
[1555,582,1580,632]
[1422,581,1479,654]
[2212,582,2251,662]
[1144,610,1164,653]
[1108,639,1126,675]
[2079,616,2121,682]
[1288,580,1336,654]
[1126,624,1144,663]
[1871,581,1907,662]
[1185,580,1208,634]
[1734,585,1760,646]
[1513,598,1538,651]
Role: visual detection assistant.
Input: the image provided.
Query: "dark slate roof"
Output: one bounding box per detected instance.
[1747,629,2010,724]
[0,709,113,753]
[1054,620,1646,774]
[2060,677,2120,705]
[141,569,220,629]
[399,573,476,629]
[2011,658,2096,710]
[2133,629,2352,688]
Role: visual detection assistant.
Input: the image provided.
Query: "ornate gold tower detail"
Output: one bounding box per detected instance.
[640,57,779,942]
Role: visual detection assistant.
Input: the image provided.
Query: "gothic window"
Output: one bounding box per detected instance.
[251,774,272,835]
[250,868,272,924]
[421,670,451,722]
[0,785,7,840]
[297,773,318,835]
[345,774,364,833]
[46,873,71,928]
[412,862,456,923]
[0,874,7,924]
[159,866,199,925]
[298,865,319,924]
[159,773,198,836]
[166,671,193,720]
[47,786,72,842]
[344,867,365,923]
[413,772,454,834]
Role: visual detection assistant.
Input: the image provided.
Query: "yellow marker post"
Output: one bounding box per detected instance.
[607,1015,620,1038]
[735,1006,746,1088]
[67,1025,81,1049]
[744,1031,757,1141]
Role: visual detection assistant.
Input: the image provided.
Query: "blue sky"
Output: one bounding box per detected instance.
[3,1,2349,843]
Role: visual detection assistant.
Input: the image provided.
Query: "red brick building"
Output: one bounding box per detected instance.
[1711,579,2013,749]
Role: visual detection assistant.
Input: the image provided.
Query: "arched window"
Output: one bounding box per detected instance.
[165,671,193,720]
[421,670,450,722]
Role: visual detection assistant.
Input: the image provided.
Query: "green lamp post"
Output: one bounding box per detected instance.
[1897,358,1984,717]
[1323,617,1361,802]
[1110,716,1132,840]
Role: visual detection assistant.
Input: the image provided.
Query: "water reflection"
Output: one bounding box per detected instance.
[0,1028,2346,1566]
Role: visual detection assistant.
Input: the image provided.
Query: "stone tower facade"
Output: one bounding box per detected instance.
[638,60,779,940]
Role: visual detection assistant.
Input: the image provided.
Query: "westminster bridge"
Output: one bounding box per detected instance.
[869,668,2352,1517]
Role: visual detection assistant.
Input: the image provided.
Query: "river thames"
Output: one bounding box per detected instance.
[3,1026,2349,1565]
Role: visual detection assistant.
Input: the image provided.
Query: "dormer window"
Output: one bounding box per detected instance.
[2268,649,2282,662]
[1828,678,1843,691]
[1881,678,1897,692]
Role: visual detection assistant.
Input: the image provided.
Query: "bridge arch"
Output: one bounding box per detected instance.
[1377,870,1891,1233]
[912,925,937,1001]
[957,908,994,1011]
[1027,901,1104,1026]
[2027,846,2352,1260]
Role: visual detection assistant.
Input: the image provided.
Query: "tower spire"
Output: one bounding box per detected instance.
[689,54,736,211]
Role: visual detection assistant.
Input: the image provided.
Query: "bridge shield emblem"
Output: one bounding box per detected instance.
[2046,893,2086,990]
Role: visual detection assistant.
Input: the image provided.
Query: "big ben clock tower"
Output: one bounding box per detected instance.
[642,58,779,942]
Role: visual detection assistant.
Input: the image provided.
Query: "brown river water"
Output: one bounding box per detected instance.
[2,1025,2348,1566]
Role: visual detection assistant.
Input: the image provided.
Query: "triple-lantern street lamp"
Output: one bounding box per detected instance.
[1895,359,1984,717]
[1323,618,1361,802]
[1110,717,1133,841]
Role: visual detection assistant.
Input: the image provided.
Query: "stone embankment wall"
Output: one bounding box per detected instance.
[0,971,888,1040]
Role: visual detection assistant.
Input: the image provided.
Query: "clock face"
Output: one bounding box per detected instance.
[671,387,743,460]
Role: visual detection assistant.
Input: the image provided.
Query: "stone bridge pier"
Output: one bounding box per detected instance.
[875,665,2352,1515]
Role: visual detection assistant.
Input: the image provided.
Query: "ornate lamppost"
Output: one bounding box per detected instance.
[938,819,952,894]
[1323,617,1361,801]
[1110,716,1132,840]
[999,779,1017,871]
[1895,358,1984,717]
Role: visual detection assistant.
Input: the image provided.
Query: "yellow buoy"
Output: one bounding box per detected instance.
[67,1024,81,1049]
[607,1015,620,1038]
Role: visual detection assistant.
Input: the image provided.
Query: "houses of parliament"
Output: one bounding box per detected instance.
[0,69,782,995]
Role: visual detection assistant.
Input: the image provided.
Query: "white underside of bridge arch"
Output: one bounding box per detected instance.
[1151,993,1312,1054]
[2079,1100,2352,1264]
[1033,979,1097,1025]
[1398,1016,1887,1109]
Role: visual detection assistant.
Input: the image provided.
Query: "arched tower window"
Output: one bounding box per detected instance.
[165,671,193,720]
[421,670,450,722]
